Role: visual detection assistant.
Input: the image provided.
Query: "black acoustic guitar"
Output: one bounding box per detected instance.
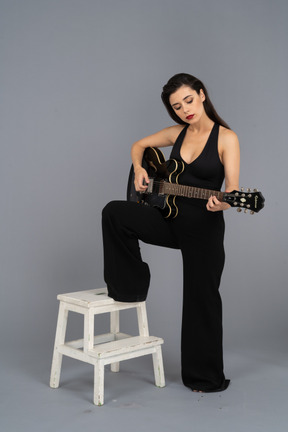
[127,147,265,218]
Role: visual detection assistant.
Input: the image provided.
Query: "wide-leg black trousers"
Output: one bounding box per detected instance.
[102,199,227,392]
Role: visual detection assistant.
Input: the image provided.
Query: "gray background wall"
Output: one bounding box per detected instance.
[1,0,287,390]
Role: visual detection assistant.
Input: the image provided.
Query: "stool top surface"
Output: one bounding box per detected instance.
[57,288,144,308]
[57,288,115,307]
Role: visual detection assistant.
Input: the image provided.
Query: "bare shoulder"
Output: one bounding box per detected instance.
[159,124,186,144]
[218,126,240,167]
[219,126,239,147]
[135,124,185,148]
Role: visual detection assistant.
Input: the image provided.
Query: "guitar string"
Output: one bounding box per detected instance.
[143,180,260,211]
[146,179,223,198]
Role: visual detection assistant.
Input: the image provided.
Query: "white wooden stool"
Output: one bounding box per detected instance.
[50,288,165,405]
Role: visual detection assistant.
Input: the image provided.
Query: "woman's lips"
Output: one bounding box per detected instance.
[186,114,194,120]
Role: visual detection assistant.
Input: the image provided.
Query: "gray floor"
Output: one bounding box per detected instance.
[1,343,287,432]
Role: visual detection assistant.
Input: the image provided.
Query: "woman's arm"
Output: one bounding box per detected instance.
[207,128,240,212]
[131,125,183,192]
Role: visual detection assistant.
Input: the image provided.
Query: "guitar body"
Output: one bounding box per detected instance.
[127,147,265,217]
[144,147,185,218]
[127,147,184,218]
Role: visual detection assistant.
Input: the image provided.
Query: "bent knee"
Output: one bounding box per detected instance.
[102,201,120,219]
[102,200,131,221]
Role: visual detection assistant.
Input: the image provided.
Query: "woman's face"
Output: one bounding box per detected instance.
[169,85,205,124]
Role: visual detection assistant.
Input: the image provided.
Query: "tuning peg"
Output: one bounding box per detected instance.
[253,189,258,192]
[244,209,248,213]
[241,187,244,192]
[250,210,255,215]
[247,188,251,192]
[237,208,242,212]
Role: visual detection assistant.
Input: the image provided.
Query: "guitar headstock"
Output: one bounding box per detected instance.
[224,188,265,214]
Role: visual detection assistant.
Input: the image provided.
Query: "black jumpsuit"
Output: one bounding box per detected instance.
[102,123,230,392]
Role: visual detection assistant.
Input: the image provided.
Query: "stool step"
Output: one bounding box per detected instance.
[88,336,163,359]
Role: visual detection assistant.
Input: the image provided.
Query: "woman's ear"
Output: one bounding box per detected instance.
[200,89,205,101]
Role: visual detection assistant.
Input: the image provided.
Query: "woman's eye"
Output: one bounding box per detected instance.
[174,106,181,111]
[187,99,193,104]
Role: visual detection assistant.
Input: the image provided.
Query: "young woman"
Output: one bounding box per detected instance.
[102,73,240,393]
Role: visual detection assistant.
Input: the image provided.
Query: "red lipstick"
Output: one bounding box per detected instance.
[186,115,194,120]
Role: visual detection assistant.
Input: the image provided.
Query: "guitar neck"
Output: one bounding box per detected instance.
[141,147,265,214]
[154,180,224,201]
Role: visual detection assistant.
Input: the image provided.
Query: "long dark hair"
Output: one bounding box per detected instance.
[161,73,230,129]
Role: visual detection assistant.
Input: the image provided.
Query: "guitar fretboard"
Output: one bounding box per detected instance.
[149,179,224,201]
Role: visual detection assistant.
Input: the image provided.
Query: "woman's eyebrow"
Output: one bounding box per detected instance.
[171,95,193,107]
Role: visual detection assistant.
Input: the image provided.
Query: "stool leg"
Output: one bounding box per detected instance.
[83,309,94,352]
[110,310,120,372]
[137,302,149,336]
[152,346,165,388]
[50,302,68,388]
[94,360,105,406]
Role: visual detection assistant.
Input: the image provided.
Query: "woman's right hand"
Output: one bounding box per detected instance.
[131,126,178,193]
[134,166,150,192]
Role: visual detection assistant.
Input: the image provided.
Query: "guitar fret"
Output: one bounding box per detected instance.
[161,181,224,202]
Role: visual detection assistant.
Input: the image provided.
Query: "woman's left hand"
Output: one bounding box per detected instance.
[206,195,230,212]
